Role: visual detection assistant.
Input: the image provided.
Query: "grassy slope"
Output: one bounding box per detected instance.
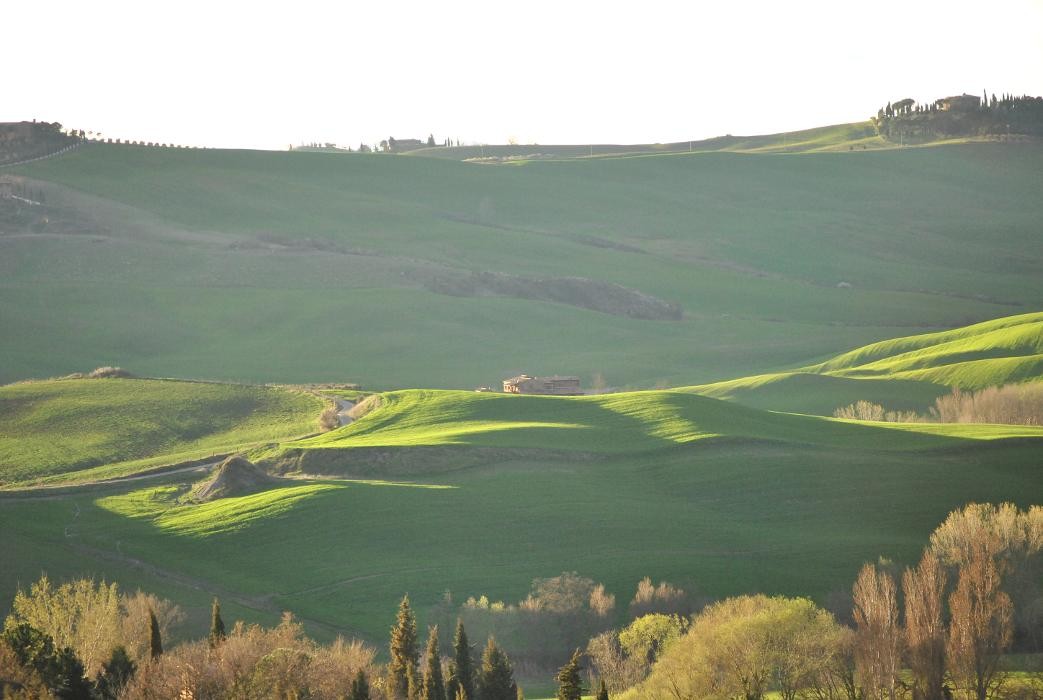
[4,141,1042,387]
[403,122,888,160]
[686,312,1043,414]
[2,405,1040,661]
[295,388,1043,454]
[0,378,322,486]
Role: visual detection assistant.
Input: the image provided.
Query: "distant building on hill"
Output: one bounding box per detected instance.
[935,94,981,112]
[383,137,426,152]
[503,374,583,396]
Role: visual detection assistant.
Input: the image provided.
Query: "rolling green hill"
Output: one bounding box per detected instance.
[291,386,1043,457]
[402,122,896,161]
[3,139,1042,388]
[2,385,1040,669]
[0,378,323,487]
[687,312,1043,414]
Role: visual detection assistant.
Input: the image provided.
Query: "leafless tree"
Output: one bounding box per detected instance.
[853,563,903,700]
[903,551,947,700]
[946,539,1013,700]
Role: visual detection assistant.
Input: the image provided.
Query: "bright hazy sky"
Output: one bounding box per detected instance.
[6,0,1043,150]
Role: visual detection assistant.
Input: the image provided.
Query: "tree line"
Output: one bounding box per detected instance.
[873,91,1043,141]
[833,381,1043,426]
[617,503,1043,700]
[3,503,1041,699]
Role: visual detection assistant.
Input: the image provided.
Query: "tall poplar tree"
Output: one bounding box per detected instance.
[388,595,420,700]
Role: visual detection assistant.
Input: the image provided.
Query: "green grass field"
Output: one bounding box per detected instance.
[3,129,1043,694]
[2,416,1040,662]
[401,122,898,160]
[3,136,1042,388]
[686,312,1043,414]
[293,386,1043,456]
[0,378,323,487]
[1,324,1041,693]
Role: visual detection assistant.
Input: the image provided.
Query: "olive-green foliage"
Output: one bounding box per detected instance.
[617,614,686,666]
[621,596,847,700]
[0,378,322,486]
[7,141,1043,388]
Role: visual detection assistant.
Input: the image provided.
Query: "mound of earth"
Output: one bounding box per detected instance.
[193,456,275,502]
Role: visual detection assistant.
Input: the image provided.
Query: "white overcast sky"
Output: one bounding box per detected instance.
[5,0,1043,150]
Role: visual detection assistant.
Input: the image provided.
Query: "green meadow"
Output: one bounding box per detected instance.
[4,137,1042,387]
[0,378,322,487]
[2,132,1043,694]
[2,413,1040,655]
[687,312,1043,414]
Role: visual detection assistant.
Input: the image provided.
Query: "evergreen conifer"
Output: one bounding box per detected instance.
[477,636,516,700]
[447,618,475,700]
[388,594,420,700]
[421,626,447,700]
[555,648,583,700]
[208,597,226,648]
[148,608,162,659]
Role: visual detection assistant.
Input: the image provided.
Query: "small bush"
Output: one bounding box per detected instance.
[318,405,341,432]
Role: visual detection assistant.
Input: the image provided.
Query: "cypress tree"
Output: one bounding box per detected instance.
[350,668,371,700]
[209,597,226,648]
[477,636,516,700]
[388,595,419,700]
[420,626,447,700]
[555,648,583,700]
[148,608,163,659]
[596,678,609,700]
[447,618,474,700]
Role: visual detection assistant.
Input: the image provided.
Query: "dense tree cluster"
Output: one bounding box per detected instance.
[874,92,1043,141]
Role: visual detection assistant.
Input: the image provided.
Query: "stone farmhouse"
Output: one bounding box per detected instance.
[502,375,583,396]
